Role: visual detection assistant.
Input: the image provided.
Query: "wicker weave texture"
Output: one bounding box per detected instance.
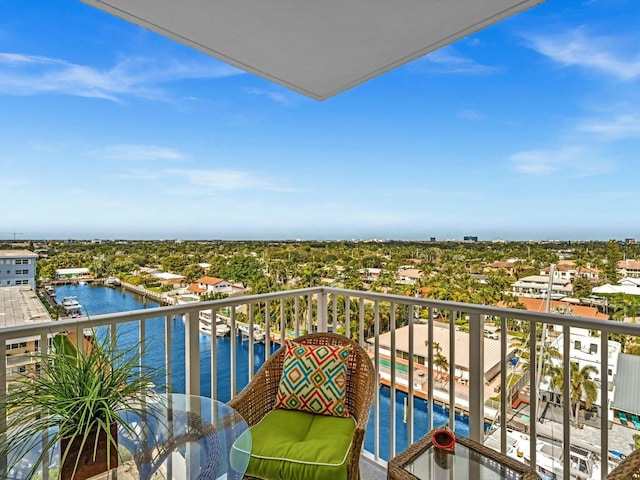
[387,430,540,480]
[227,332,376,480]
[606,447,640,479]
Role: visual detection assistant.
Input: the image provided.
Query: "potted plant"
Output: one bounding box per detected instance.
[1,327,165,480]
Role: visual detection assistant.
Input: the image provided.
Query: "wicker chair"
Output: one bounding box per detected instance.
[606,447,640,479]
[227,332,376,480]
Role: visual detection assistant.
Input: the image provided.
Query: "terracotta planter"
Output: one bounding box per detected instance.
[60,423,119,480]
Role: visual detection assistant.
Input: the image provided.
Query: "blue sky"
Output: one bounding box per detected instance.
[1,1,640,241]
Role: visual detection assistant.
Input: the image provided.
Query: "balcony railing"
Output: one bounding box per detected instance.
[2,286,640,479]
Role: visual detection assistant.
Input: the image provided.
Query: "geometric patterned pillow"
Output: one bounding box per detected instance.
[274,340,351,418]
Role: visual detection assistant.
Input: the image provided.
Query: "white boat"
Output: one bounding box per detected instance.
[104,277,120,287]
[199,311,231,337]
[484,427,614,480]
[238,323,265,343]
[61,296,83,316]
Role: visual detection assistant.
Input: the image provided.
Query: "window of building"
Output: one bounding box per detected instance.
[8,342,27,350]
[574,340,581,350]
[590,344,598,354]
[15,279,29,285]
[16,269,29,275]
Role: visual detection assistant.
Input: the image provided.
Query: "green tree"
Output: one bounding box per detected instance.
[604,239,622,283]
[183,264,205,283]
[217,255,263,287]
[555,362,598,424]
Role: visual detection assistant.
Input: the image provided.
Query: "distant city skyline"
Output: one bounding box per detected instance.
[2,1,640,241]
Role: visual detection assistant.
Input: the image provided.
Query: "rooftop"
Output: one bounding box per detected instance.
[0,250,38,258]
[0,286,52,328]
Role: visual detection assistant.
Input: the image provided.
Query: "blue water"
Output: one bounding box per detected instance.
[55,284,470,459]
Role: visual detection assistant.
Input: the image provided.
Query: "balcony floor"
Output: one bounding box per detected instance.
[361,457,387,480]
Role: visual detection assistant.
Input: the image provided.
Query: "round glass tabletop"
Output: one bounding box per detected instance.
[7,394,251,480]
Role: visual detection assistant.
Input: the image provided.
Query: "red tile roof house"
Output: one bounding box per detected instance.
[193,276,234,295]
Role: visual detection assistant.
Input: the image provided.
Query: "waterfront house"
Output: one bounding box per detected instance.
[372,323,516,386]
[193,276,234,295]
[55,267,92,281]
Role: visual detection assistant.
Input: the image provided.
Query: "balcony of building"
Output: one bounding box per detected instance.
[2,286,640,479]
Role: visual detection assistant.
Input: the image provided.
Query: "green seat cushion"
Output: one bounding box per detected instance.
[234,409,356,480]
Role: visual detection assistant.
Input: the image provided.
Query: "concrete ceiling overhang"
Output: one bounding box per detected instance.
[81,0,545,101]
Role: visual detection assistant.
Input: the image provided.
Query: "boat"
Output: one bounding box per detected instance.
[484,427,616,480]
[104,277,120,287]
[61,296,83,316]
[199,311,231,337]
[238,323,265,343]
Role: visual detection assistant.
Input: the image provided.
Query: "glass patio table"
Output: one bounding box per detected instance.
[387,431,539,480]
[7,393,251,480]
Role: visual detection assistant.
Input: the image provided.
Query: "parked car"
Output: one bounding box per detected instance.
[484,329,499,340]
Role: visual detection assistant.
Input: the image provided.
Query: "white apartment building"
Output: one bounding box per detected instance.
[540,328,621,418]
[510,275,573,300]
[540,260,600,281]
[0,249,38,290]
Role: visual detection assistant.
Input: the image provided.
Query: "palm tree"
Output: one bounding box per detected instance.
[427,341,449,385]
[555,362,599,424]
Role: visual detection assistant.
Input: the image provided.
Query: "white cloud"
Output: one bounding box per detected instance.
[245,88,296,105]
[458,109,485,120]
[526,28,640,81]
[166,168,280,192]
[577,114,640,140]
[510,145,612,176]
[0,52,243,102]
[98,144,186,162]
[410,47,497,75]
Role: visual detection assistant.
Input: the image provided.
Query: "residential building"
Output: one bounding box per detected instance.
[358,268,383,282]
[396,268,422,285]
[592,277,640,297]
[617,259,640,278]
[510,275,573,300]
[484,261,519,277]
[0,249,38,290]
[55,267,91,281]
[373,323,517,385]
[540,260,600,281]
[541,328,622,421]
[193,276,234,295]
[0,286,52,379]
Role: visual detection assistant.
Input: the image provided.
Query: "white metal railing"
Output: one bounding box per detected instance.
[2,286,640,479]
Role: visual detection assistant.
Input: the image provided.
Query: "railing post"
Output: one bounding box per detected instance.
[184,311,200,396]
[317,290,328,333]
[0,340,6,479]
[468,312,484,441]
